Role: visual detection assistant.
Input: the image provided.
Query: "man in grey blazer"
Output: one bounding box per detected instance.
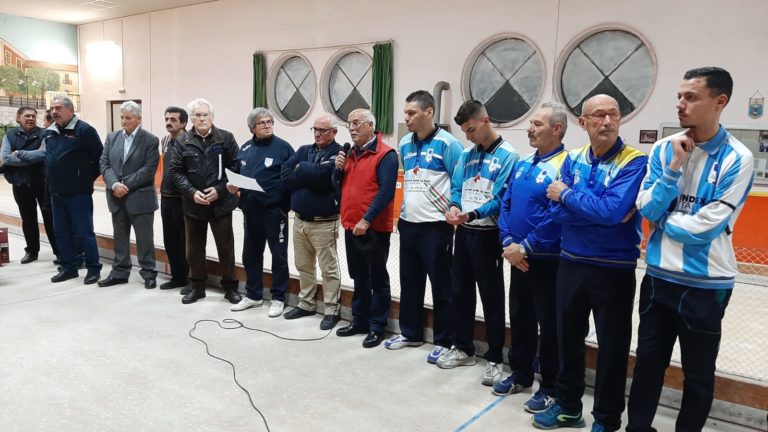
[98,101,160,288]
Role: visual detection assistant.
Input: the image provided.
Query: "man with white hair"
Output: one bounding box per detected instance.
[281,113,343,329]
[170,98,241,305]
[334,108,399,348]
[98,101,160,288]
[228,107,294,317]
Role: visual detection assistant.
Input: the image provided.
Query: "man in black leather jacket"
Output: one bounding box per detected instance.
[169,98,241,305]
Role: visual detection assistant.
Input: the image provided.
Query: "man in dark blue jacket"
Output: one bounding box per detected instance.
[45,96,104,284]
[1,106,58,264]
[281,114,343,330]
[228,108,295,318]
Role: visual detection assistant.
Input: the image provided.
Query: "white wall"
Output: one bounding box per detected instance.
[78,0,768,156]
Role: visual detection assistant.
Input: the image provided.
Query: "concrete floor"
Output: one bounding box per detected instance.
[0,232,757,432]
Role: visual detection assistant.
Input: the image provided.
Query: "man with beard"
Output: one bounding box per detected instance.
[628,67,753,432]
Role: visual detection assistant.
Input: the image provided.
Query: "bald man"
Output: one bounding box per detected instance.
[533,95,648,432]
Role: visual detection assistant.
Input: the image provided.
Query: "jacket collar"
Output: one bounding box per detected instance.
[410,124,440,144]
[588,136,624,163]
[698,125,729,155]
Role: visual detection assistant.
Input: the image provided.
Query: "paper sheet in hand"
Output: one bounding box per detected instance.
[225,168,264,192]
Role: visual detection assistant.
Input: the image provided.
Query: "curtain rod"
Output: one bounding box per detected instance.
[253,39,393,54]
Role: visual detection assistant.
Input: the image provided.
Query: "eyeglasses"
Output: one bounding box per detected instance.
[255,119,274,127]
[346,120,371,129]
[310,127,334,134]
[583,111,621,122]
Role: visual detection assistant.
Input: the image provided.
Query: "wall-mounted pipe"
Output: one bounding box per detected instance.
[433,81,450,126]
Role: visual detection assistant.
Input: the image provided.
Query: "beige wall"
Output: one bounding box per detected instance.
[77,0,768,156]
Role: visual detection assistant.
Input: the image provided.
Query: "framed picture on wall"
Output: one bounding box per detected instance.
[639,129,658,144]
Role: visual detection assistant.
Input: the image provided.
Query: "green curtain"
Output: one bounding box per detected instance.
[371,42,393,134]
[253,53,267,108]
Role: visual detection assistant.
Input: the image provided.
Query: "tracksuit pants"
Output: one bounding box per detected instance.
[507,258,559,396]
[452,225,505,363]
[242,206,289,302]
[627,275,732,432]
[555,258,635,431]
[397,219,454,347]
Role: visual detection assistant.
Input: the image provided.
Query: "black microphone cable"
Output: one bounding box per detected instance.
[188,318,335,432]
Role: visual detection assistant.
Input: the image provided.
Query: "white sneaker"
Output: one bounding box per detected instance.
[230,297,263,312]
[436,346,477,369]
[268,300,284,317]
[482,361,503,386]
[427,345,450,364]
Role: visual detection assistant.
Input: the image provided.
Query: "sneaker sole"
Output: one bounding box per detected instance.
[532,418,586,430]
[384,342,423,350]
[436,360,477,369]
[524,405,550,414]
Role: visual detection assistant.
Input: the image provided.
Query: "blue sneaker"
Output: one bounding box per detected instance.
[532,402,586,429]
[384,335,423,350]
[524,389,556,413]
[590,422,606,432]
[426,345,449,364]
[491,375,532,396]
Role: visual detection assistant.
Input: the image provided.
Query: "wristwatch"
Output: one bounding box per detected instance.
[519,244,527,258]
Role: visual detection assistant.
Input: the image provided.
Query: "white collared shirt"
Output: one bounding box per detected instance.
[123,127,138,159]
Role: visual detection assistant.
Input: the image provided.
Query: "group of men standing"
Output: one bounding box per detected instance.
[0,65,750,432]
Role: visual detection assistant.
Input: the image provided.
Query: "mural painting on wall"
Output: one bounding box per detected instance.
[0,34,80,108]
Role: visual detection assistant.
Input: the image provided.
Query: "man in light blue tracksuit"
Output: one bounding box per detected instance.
[438,100,518,387]
[628,67,753,432]
[384,90,463,363]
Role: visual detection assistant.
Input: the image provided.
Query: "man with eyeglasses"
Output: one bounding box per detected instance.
[383,90,463,363]
[334,109,398,348]
[229,108,295,318]
[170,98,241,305]
[533,94,647,432]
[281,114,343,329]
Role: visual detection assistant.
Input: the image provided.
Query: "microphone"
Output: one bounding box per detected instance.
[343,142,351,155]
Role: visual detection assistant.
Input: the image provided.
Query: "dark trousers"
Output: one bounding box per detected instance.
[12,182,58,256]
[508,258,559,395]
[161,196,188,284]
[51,193,101,274]
[109,207,156,280]
[627,276,731,432]
[397,219,454,347]
[184,213,238,292]
[344,229,391,334]
[242,206,289,302]
[452,226,505,363]
[555,259,635,431]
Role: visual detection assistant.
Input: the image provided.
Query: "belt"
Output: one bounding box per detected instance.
[295,213,339,223]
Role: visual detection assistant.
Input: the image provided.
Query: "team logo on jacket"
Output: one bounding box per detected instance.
[488,157,501,172]
[264,158,273,167]
[708,162,719,184]
[573,169,581,185]
[425,148,434,163]
[515,167,524,179]
[536,170,547,184]
[241,160,247,166]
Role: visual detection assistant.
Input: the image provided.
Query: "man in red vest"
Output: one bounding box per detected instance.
[334,109,399,348]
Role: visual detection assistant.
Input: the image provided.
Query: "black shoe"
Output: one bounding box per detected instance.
[182,288,206,304]
[51,271,78,283]
[336,323,369,337]
[21,253,38,264]
[97,276,129,287]
[144,278,157,289]
[223,289,242,304]
[160,280,187,290]
[83,272,100,285]
[320,314,340,330]
[284,307,315,320]
[180,285,192,295]
[362,332,384,348]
